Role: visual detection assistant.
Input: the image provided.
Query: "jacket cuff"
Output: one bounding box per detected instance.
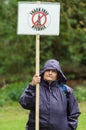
[27,84,36,91]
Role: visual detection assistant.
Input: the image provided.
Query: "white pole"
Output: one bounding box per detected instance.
[35,34,40,130]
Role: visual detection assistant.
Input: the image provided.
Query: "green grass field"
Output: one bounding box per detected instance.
[0,102,86,130]
[0,103,28,130]
[77,102,86,130]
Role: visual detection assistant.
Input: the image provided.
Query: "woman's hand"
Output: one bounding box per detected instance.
[30,74,41,86]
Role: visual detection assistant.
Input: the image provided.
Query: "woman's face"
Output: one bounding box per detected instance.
[43,69,58,83]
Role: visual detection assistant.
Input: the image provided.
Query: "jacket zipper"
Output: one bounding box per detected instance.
[49,84,52,92]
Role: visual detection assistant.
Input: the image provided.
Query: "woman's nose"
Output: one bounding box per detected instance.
[49,70,52,74]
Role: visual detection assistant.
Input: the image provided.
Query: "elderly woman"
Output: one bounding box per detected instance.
[19,59,80,130]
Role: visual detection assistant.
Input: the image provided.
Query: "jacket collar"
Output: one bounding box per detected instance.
[41,79,59,88]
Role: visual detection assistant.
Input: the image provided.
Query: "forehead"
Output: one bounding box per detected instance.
[44,69,57,73]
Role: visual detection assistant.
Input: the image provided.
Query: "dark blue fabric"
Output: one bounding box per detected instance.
[19,59,80,130]
[19,81,80,130]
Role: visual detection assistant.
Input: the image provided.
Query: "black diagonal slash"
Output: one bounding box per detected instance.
[34,13,44,27]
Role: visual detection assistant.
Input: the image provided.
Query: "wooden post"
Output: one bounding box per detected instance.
[35,34,40,130]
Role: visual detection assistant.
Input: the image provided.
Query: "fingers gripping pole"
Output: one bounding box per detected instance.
[35,34,40,130]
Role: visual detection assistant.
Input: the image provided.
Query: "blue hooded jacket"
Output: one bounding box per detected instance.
[19,59,80,130]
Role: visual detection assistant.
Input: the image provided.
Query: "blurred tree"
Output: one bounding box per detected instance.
[0,0,86,85]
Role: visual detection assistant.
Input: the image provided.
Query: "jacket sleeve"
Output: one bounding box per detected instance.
[19,84,36,110]
[67,88,81,130]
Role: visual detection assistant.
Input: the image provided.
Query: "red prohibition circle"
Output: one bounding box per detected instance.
[32,12,47,28]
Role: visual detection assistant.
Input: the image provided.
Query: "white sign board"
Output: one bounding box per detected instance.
[17,2,60,35]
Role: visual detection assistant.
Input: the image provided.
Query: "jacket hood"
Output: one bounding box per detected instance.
[40,59,67,83]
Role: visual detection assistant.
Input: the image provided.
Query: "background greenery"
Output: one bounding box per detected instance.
[0,0,86,86]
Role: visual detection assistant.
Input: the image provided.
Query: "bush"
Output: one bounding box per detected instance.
[74,85,86,102]
[0,81,28,106]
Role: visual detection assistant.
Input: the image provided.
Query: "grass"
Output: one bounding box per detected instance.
[0,103,28,130]
[0,102,86,130]
[77,102,86,130]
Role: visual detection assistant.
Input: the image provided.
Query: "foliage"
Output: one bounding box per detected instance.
[0,81,28,106]
[74,85,86,102]
[0,0,86,84]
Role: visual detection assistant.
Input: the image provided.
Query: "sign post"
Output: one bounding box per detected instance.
[36,34,40,130]
[17,2,60,130]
